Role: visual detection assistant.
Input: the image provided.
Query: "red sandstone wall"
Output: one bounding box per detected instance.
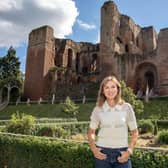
[24,26,54,100]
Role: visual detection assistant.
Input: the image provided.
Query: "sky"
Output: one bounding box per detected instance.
[0,0,168,73]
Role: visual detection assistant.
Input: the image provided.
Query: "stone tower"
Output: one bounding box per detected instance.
[100,0,168,96]
[157,28,168,95]
[24,1,168,99]
[24,25,55,100]
[101,1,120,49]
[100,1,120,77]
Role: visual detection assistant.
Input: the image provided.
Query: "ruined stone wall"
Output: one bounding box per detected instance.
[55,39,80,71]
[79,43,100,74]
[100,1,167,96]
[119,15,142,55]
[157,28,168,95]
[24,26,55,100]
[24,1,168,99]
[54,38,100,74]
[142,26,157,53]
[55,38,66,66]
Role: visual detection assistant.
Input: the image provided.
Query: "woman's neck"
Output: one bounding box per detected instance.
[106,99,116,107]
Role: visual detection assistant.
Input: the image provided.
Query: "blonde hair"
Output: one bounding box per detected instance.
[96,75,123,107]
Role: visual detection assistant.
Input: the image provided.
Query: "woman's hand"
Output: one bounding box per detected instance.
[117,151,130,163]
[93,147,107,160]
[88,128,107,160]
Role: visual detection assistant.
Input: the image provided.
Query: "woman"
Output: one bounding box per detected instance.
[88,76,138,168]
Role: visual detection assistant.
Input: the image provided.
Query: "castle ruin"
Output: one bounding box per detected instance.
[24,1,168,100]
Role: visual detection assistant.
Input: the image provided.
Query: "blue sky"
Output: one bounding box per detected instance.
[0,0,168,73]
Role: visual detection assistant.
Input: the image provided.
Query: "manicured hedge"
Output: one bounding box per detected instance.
[0,133,93,168]
[132,148,168,168]
[156,120,168,130]
[0,133,168,168]
[0,118,78,126]
[35,121,89,136]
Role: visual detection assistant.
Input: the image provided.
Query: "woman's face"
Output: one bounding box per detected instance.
[103,80,118,100]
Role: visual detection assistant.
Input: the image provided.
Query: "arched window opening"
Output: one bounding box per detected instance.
[76,53,80,73]
[136,38,139,47]
[131,32,134,43]
[116,37,123,44]
[90,54,98,73]
[125,44,129,52]
[67,49,72,68]
[82,67,88,75]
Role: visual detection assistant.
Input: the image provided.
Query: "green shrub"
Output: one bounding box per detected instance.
[58,121,89,135]
[6,112,35,134]
[138,119,154,134]
[121,81,144,115]
[36,126,53,137]
[60,96,79,117]
[157,130,168,144]
[156,120,168,130]
[53,126,70,138]
[36,118,77,123]
[142,100,168,120]
[153,120,158,135]
[0,126,5,132]
[0,134,94,168]
[0,134,168,168]
[132,149,168,168]
[35,121,89,139]
[36,126,70,138]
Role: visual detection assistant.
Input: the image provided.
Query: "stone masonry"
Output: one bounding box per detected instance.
[24,1,168,100]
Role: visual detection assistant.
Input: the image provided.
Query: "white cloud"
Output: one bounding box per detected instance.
[77,19,96,30]
[0,0,79,47]
[0,0,18,11]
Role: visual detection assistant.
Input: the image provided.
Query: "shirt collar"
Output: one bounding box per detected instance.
[102,101,122,112]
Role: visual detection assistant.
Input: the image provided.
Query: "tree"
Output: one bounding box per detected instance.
[61,96,79,117]
[0,46,21,103]
[121,81,144,115]
[0,46,20,79]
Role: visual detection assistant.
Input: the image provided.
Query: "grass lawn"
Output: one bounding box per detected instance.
[0,102,95,121]
[0,97,167,121]
[138,99,168,120]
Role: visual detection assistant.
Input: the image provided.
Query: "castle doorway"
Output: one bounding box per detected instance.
[134,63,158,96]
[144,71,155,89]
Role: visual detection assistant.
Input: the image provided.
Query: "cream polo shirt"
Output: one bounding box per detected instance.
[89,101,137,148]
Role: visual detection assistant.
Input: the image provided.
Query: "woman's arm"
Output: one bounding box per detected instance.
[118,128,139,163]
[87,128,106,160]
[128,128,139,153]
